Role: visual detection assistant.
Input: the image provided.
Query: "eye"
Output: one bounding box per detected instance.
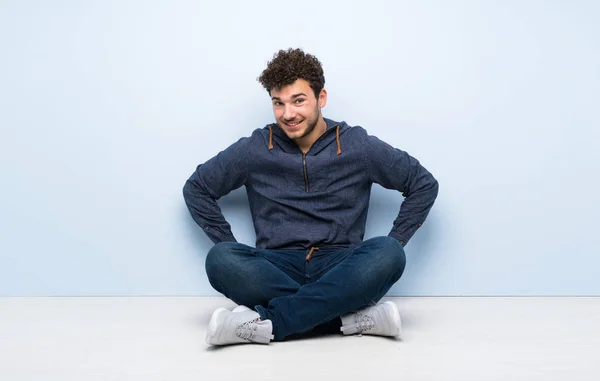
[273,101,283,107]
[295,98,305,104]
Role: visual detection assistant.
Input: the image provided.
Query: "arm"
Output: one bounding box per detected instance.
[182,137,250,244]
[364,131,439,246]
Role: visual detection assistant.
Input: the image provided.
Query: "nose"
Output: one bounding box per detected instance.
[283,104,296,121]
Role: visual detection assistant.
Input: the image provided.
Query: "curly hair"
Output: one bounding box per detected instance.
[257,48,325,98]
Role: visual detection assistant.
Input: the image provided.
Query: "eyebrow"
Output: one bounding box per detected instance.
[271,93,308,101]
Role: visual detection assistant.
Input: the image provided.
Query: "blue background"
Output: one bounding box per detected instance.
[1,0,598,296]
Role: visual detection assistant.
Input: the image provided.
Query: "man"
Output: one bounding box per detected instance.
[183,48,439,346]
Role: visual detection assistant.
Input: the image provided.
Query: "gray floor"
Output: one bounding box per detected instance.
[0,296,599,381]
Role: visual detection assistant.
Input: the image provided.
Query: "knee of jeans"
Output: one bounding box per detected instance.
[372,236,406,277]
[205,242,238,282]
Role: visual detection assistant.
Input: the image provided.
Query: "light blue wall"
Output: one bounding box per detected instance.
[1,0,599,296]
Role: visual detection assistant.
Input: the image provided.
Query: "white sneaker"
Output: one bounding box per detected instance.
[206,307,274,345]
[340,301,402,338]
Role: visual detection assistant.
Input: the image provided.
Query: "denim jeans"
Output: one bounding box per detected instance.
[205,236,406,340]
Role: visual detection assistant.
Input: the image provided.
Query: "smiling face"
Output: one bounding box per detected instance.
[270,79,328,152]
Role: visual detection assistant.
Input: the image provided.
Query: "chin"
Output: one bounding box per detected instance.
[285,131,303,140]
[279,125,304,138]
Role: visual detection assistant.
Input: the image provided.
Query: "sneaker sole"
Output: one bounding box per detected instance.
[383,301,402,338]
[206,307,228,345]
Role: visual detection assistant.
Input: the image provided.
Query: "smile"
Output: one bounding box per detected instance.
[284,120,303,127]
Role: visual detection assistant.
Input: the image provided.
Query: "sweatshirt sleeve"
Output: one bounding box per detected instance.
[182,136,251,244]
[363,130,439,246]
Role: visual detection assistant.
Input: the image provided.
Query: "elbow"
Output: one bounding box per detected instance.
[416,171,439,203]
[182,179,196,204]
[431,176,439,197]
[427,174,439,203]
[183,175,213,206]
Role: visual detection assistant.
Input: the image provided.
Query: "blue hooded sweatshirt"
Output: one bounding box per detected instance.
[183,118,438,250]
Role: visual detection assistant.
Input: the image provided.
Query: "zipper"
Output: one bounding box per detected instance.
[302,153,309,192]
[298,124,339,193]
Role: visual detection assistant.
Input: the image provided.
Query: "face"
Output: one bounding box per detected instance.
[270,79,327,145]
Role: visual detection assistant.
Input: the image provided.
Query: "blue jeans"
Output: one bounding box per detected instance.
[205,236,406,340]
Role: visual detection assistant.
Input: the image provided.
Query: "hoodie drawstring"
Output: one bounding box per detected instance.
[268,125,274,150]
[306,247,319,261]
[336,125,342,155]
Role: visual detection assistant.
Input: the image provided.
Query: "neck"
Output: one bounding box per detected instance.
[296,117,327,154]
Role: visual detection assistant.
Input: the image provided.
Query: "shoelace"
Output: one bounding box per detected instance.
[340,312,376,333]
[236,318,259,340]
[235,318,273,341]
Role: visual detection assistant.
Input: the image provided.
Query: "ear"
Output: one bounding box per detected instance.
[318,88,328,108]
